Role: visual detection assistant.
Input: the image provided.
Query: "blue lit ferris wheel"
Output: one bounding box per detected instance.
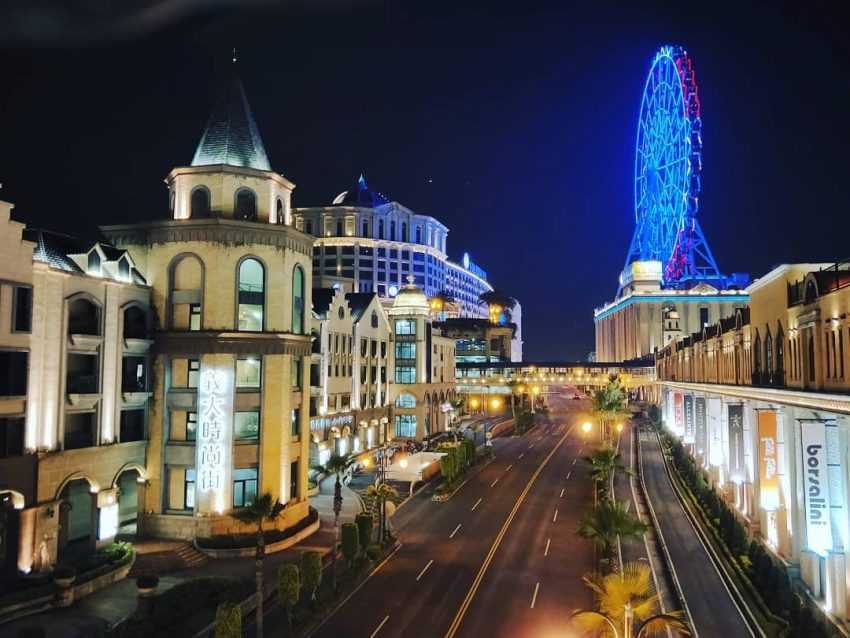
[623,45,721,288]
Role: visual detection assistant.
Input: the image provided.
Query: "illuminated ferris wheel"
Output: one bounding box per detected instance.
[624,45,720,287]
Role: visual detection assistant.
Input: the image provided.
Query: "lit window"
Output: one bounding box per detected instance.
[395,366,416,384]
[395,393,416,408]
[184,468,196,510]
[292,266,305,334]
[238,258,265,331]
[235,411,260,440]
[395,414,416,438]
[188,359,200,388]
[189,304,201,331]
[236,357,262,388]
[186,412,197,441]
[396,342,416,360]
[395,319,416,335]
[233,468,258,507]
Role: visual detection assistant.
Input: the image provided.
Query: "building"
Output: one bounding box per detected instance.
[434,317,515,367]
[309,288,391,465]
[102,72,314,541]
[387,279,456,440]
[292,175,516,328]
[656,260,850,621]
[0,202,151,575]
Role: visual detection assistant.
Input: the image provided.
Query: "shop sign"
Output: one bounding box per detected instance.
[310,414,353,432]
[684,395,695,444]
[695,397,707,457]
[727,404,745,481]
[673,392,684,437]
[196,366,234,514]
[758,410,779,511]
[801,420,832,556]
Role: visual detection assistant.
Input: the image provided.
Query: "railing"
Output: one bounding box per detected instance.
[788,259,850,307]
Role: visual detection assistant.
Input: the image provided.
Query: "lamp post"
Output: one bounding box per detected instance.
[531,386,540,414]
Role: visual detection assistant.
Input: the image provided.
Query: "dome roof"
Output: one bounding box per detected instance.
[391,277,429,315]
[332,174,389,208]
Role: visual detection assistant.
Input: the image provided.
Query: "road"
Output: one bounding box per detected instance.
[639,428,753,637]
[307,397,595,638]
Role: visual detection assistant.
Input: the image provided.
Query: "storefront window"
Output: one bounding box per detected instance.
[395,414,416,438]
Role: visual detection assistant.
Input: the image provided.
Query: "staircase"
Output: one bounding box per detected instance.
[129,541,208,578]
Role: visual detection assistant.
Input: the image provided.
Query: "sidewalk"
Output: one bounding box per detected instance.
[2,476,362,638]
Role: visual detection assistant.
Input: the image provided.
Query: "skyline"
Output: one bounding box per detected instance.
[2,2,850,359]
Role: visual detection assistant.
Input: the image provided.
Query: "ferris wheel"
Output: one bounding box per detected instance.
[623,45,719,287]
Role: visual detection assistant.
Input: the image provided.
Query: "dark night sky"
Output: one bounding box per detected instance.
[2,1,849,360]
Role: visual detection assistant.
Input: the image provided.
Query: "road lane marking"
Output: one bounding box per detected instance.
[518,452,525,459]
[544,538,551,556]
[471,498,482,511]
[506,464,513,471]
[529,444,535,449]
[449,524,462,539]
[559,487,565,498]
[371,616,390,638]
[552,509,559,523]
[530,582,540,608]
[490,478,499,488]
[444,424,574,638]
[572,458,577,466]
[566,471,571,480]
[416,559,434,582]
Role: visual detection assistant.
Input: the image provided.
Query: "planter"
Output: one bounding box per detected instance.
[54,577,76,589]
[196,517,320,559]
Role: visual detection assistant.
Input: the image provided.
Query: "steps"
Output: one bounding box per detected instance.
[129,541,208,578]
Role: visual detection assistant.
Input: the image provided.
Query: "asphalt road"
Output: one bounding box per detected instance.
[308,397,595,638]
[639,429,753,637]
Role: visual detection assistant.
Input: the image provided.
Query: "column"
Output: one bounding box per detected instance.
[299,354,311,502]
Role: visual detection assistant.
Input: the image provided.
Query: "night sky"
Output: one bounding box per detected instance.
[2,1,849,360]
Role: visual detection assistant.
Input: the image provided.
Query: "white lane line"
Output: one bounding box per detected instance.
[471,497,482,511]
[506,464,513,471]
[518,452,525,459]
[530,582,540,608]
[449,523,462,539]
[572,458,577,466]
[566,471,571,480]
[544,538,551,556]
[529,444,535,449]
[559,487,565,498]
[416,559,434,582]
[490,478,499,488]
[371,615,390,638]
[552,509,559,523]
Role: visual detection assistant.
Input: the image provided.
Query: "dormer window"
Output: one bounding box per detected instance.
[235,188,257,222]
[276,198,284,224]
[118,256,131,281]
[87,249,102,276]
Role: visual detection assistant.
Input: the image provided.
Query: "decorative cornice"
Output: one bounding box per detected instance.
[659,380,850,415]
[153,331,312,357]
[100,218,314,258]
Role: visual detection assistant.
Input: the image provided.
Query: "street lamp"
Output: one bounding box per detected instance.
[582,421,593,434]
[531,386,541,414]
[616,423,624,433]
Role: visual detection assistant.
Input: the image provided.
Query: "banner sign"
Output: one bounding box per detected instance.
[684,395,695,444]
[708,397,723,467]
[826,423,847,551]
[673,392,684,437]
[728,405,745,480]
[801,420,832,556]
[758,410,779,510]
[196,364,234,514]
[695,397,707,457]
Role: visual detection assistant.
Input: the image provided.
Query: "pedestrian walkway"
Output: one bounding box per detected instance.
[2,476,362,638]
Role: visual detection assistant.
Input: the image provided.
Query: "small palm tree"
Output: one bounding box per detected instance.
[229,492,286,638]
[367,482,399,545]
[585,446,631,491]
[322,454,355,590]
[578,499,647,565]
[592,376,629,443]
[572,561,690,637]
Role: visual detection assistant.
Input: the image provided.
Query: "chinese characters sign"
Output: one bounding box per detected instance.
[196,364,233,514]
[673,392,684,437]
[757,410,779,511]
[727,404,745,481]
[683,394,695,444]
[695,397,706,457]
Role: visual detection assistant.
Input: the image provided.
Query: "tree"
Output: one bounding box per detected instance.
[214,601,242,638]
[367,482,399,545]
[321,453,355,591]
[278,563,300,632]
[301,551,322,604]
[229,492,285,638]
[355,513,373,554]
[585,446,630,493]
[578,499,647,565]
[341,522,359,568]
[592,376,630,443]
[572,562,690,637]
[478,290,517,324]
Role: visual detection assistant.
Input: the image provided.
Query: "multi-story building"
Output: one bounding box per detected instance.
[292,175,512,325]
[309,288,391,464]
[0,202,151,575]
[434,317,515,367]
[656,260,850,621]
[387,279,457,440]
[102,72,314,541]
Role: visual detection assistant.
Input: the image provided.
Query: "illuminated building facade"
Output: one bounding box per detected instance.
[0,202,151,574]
[657,261,850,620]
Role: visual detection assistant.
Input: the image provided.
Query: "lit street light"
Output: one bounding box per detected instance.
[582,421,593,434]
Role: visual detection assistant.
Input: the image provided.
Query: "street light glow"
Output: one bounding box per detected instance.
[582,422,592,433]
[616,423,624,433]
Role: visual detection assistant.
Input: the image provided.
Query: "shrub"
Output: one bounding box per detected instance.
[301,551,322,601]
[101,541,133,563]
[341,523,359,568]
[366,544,382,561]
[278,563,300,630]
[355,513,373,552]
[214,601,241,638]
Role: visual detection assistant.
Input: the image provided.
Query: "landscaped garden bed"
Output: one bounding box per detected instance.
[195,507,319,552]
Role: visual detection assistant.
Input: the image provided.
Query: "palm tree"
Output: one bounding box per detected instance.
[478,290,516,324]
[229,492,286,638]
[367,482,399,545]
[571,561,690,637]
[593,376,630,443]
[577,499,647,565]
[322,453,355,590]
[585,446,631,493]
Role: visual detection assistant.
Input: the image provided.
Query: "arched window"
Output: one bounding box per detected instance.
[276,198,284,224]
[235,188,257,221]
[170,254,204,330]
[764,329,773,376]
[68,297,101,335]
[378,220,385,239]
[191,187,210,218]
[395,393,416,408]
[371,311,378,329]
[390,221,396,240]
[123,305,147,339]
[401,223,408,242]
[753,331,762,378]
[292,265,305,334]
[776,323,785,379]
[237,258,265,331]
[805,278,818,304]
[338,306,345,320]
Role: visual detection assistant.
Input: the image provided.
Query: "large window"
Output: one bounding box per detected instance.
[121,356,147,392]
[184,469,196,510]
[0,351,28,396]
[291,408,300,437]
[236,357,262,388]
[235,411,260,440]
[233,468,258,508]
[395,414,416,438]
[191,187,210,217]
[292,266,305,334]
[396,342,416,360]
[238,258,265,331]
[64,412,96,450]
[120,410,145,442]
[395,393,416,408]
[68,297,100,335]
[235,188,257,221]
[12,286,32,333]
[395,366,416,384]
[0,417,24,458]
[188,359,200,388]
[123,305,147,339]
[395,319,416,335]
[67,353,98,394]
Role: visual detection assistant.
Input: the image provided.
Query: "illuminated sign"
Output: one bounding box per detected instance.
[673,392,684,437]
[310,414,353,432]
[727,404,745,481]
[801,420,832,556]
[683,395,695,444]
[98,504,118,540]
[695,397,707,458]
[826,423,848,551]
[196,366,234,514]
[708,397,723,467]
[758,410,779,511]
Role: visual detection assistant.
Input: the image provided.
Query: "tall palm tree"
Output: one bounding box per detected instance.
[577,499,647,565]
[571,561,690,637]
[585,446,630,492]
[322,453,355,590]
[478,290,517,324]
[367,482,399,545]
[593,376,630,443]
[229,492,286,638]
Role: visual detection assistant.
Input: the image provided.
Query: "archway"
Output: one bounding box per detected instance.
[116,469,141,538]
[0,491,23,581]
[58,479,96,561]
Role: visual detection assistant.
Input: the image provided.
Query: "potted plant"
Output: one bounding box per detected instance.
[135,574,159,596]
[52,565,76,588]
